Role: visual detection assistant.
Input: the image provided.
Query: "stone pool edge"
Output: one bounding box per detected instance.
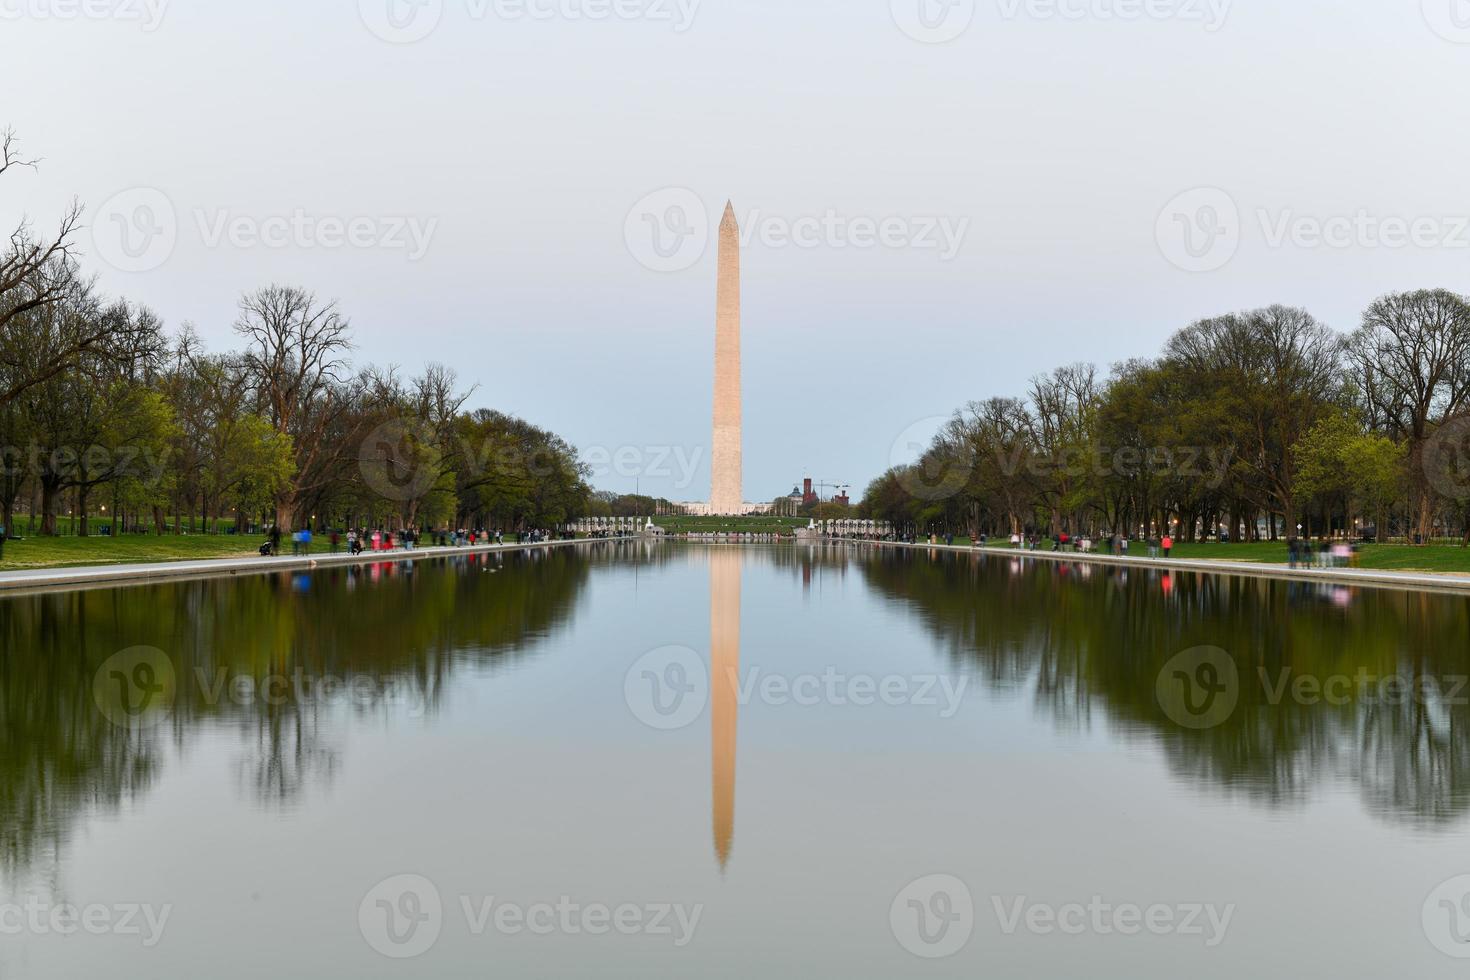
[0,539,607,596]
[849,539,1470,596]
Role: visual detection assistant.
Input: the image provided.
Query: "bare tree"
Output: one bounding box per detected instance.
[0,128,94,406]
[234,285,356,530]
[1352,289,1470,542]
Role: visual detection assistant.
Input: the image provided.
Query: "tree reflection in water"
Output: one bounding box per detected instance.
[0,544,608,885]
[6,538,1466,893]
[855,546,1470,828]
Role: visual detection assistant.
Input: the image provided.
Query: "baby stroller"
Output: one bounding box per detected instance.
[259,541,274,557]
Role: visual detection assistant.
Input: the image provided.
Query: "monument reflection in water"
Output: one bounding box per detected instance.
[710,546,740,871]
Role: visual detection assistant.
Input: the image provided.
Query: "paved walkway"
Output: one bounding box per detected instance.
[0,539,602,595]
[6,536,1465,599]
[851,539,1470,596]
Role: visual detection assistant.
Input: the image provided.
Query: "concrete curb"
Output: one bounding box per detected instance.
[0,538,609,596]
[847,539,1470,597]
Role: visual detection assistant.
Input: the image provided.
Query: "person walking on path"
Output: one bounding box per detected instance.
[269,525,282,557]
[1162,534,1174,559]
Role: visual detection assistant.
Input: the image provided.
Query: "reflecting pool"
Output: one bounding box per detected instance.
[2,542,1469,977]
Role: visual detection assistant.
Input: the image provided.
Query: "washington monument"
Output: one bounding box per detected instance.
[711,201,743,514]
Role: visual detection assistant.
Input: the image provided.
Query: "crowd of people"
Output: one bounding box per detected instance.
[261,525,525,557]
[1287,537,1358,569]
[889,528,1363,570]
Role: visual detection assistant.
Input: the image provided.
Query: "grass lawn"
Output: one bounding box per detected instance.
[0,534,262,571]
[959,538,1470,574]
[656,516,810,535]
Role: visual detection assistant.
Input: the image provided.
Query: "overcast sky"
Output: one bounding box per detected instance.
[4,0,1468,502]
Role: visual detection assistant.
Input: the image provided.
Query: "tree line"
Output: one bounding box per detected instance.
[862,295,1470,544]
[0,129,592,538]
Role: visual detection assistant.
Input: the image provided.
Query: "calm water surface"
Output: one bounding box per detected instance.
[2,542,1469,977]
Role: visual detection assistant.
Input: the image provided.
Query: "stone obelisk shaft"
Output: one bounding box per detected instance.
[711,202,742,515]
